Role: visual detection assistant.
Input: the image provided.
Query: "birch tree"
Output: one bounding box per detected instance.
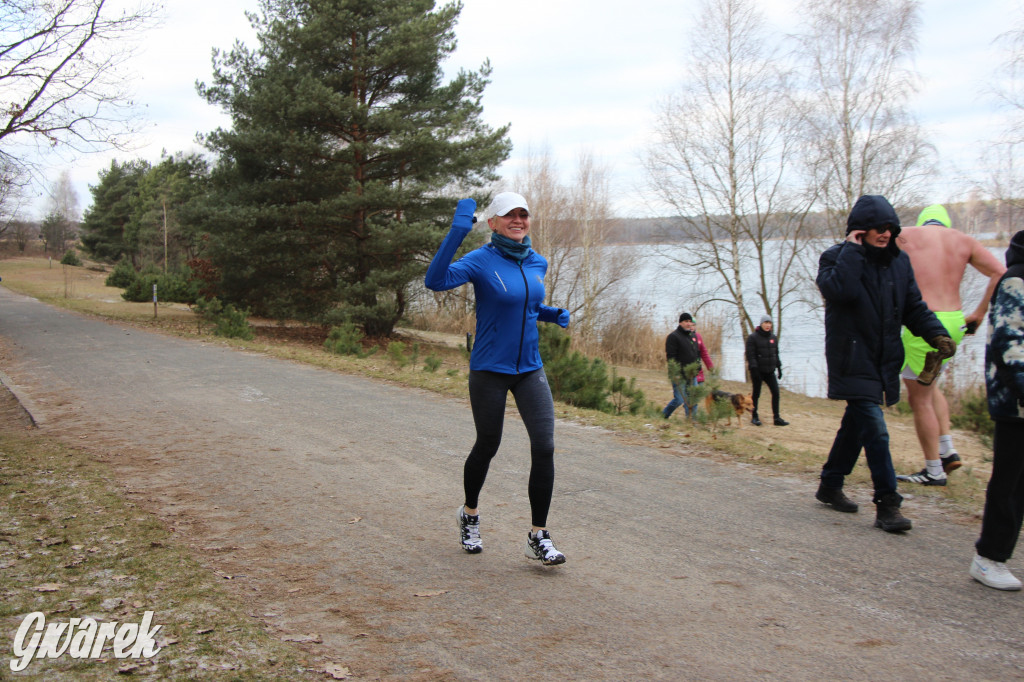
[793,0,933,231]
[643,0,810,343]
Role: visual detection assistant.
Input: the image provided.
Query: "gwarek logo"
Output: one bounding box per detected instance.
[10,611,162,672]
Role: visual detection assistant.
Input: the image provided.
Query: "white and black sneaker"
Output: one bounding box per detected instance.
[525,529,565,566]
[457,506,482,553]
[897,469,947,486]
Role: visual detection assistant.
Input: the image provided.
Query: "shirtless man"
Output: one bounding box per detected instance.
[896,204,1006,485]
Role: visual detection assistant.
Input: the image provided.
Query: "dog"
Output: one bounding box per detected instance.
[704,389,755,426]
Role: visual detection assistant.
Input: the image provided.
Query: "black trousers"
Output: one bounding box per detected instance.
[751,371,780,418]
[464,368,556,528]
[976,420,1024,563]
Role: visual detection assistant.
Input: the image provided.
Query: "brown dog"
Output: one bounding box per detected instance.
[704,389,755,426]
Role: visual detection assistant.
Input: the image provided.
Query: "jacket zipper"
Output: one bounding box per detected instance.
[516,262,529,373]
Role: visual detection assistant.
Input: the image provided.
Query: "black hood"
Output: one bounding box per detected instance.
[847,194,901,257]
[1007,230,1024,268]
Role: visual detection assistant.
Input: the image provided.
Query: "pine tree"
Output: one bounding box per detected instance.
[197,0,510,334]
[80,160,150,264]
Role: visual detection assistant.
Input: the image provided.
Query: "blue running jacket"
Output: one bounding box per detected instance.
[424,224,567,374]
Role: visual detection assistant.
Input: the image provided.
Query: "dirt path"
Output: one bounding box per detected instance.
[1,287,1022,680]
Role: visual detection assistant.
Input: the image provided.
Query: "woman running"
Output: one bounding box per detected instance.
[424,192,569,565]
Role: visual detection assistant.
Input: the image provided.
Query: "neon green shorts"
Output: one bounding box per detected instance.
[901,311,966,378]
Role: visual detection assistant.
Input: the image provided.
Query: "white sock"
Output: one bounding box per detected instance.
[925,459,945,477]
[939,435,954,456]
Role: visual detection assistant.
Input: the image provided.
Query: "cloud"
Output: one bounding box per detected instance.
[26,0,1015,219]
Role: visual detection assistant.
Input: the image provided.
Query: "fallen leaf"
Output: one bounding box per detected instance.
[283,633,322,643]
[196,628,214,635]
[347,517,362,524]
[32,583,65,592]
[413,589,449,598]
[324,664,350,679]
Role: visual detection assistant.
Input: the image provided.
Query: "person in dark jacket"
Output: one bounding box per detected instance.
[663,312,703,418]
[969,230,1024,590]
[425,193,570,566]
[745,315,788,426]
[814,194,954,533]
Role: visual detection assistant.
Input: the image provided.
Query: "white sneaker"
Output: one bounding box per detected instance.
[525,530,565,566]
[457,506,482,553]
[970,554,1022,591]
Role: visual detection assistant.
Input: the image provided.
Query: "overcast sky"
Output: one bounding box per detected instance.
[30,0,1020,219]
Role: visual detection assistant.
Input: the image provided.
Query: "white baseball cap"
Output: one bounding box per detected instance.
[484,192,529,219]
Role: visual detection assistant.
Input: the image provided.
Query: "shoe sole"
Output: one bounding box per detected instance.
[896,477,947,486]
[526,551,566,566]
[874,519,912,532]
[814,492,858,513]
[942,456,962,474]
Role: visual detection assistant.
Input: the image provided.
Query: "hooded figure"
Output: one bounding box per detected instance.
[817,195,942,404]
[814,195,951,532]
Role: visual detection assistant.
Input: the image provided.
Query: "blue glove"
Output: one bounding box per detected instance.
[557,308,570,328]
[452,198,476,231]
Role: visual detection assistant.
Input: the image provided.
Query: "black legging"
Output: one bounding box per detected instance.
[464,368,555,528]
[751,371,780,418]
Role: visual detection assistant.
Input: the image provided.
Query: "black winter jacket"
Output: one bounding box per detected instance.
[665,327,700,377]
[746,328,781,375]
[816,241,946,406]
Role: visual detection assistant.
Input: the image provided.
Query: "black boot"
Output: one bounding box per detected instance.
[751,411,762,426]
[815,483,858,513]
[874,492,912,532]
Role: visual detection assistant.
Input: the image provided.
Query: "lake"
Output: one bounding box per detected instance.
[620,239,1005,399]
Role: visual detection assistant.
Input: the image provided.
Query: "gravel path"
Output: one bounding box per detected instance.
[1,286,1022,680]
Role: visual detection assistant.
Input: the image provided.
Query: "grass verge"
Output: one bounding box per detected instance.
[0,392,320,680]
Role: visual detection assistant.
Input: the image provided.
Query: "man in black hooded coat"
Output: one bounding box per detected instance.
[814,195,955,532]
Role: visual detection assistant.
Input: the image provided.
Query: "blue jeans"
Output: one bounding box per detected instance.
[663,379,698,418]
[820,399,897,502]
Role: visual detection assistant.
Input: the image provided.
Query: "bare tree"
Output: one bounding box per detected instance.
[0,157,32,240]
[515,147,635,348]
[972,10,1024,232]
[643,0,812,343]
[0,0,159,176]
[793,0,934,230]
[40,170,79,254]
[514,144,572,303]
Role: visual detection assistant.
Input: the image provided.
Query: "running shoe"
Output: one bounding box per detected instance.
[457,506,482,553]
[525,530,566,565]
[941,452,962,474]
[896,469,947,486]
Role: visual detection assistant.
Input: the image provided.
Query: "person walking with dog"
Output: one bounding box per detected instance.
[969,230,1024,590]
[814,194,954,532]
[745,316,788,426]
[895,204,1005,486]
[663,312,703,419]
[425,192,570,566]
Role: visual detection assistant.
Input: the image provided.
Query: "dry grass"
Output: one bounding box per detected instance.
[0,392,318,680]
